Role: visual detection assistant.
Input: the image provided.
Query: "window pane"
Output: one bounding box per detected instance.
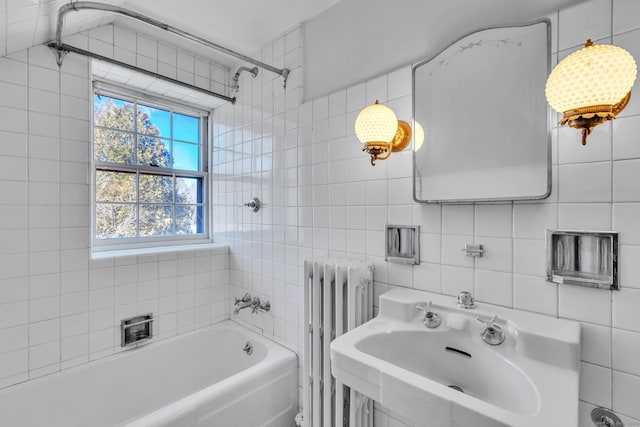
[137,104,170,138]
[137,136,171,167]
[172,141,199,171]
[175,177,201,204]
[94,130,134,164]
[96,171,136,202]
[175,205,204,235]
[140,205,173,237]
[94,95,134,131]
[139,174,173,203]
[173,113,199,143]
[95,203,137,238]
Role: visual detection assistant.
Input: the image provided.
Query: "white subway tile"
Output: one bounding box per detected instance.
[513,274,557,316]
[0,276,27,305]
[613,370,640,420]
[613,203,640,245]
[474,237,512,273]
[29,319,59,346]
[413,262,441,293]
[620,245,640,289]
[0,57,28,85]
[61,312,89,338]
[442,235,474,268]
[614,160,640,202]
[513,239,546,277]
[28,65,59,92]
[558,203,612,230]
[558,162,611,203]
[413,204,441,234]
[388,66,412,101]
[613,116,640,159]
[0,348,27,380]
[0,252,28,279]
[29,296,59,323]
[61,334,88,362]
[581,322,612,367]
[114,27,136,53]
[441,265,473,297]
[558,0,612,50]
[29,274,59,299]
[365,75,387,104]
[61,292,88,316]
[614,0,640,33]
[475,204,512,238]
[560,285,611,326]
[613,287,640,332]
[613,328,640,376]
[0,325,27,354]
[0,81,27,110]
[475,270,512,307]
[442,205,474,235]
[0,105,28,133]
[580,362,611,407]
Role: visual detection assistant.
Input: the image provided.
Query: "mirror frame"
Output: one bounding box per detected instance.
[412,19,552,204]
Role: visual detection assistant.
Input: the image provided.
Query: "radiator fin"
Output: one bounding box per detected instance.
[303,257,374,427]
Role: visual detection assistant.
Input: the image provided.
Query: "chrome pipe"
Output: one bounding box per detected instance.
[47,42,236,105]
[53,1,290,86]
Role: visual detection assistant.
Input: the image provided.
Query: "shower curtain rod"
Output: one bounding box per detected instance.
[47,41,236,104]
[50,1,290,86]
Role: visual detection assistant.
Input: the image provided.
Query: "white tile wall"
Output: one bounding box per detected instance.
[0,24,230,388]
[212,0,640,424]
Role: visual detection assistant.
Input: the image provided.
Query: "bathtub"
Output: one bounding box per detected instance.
[0,321,298,427]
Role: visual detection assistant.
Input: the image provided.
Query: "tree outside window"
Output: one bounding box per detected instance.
[93,93,207,245]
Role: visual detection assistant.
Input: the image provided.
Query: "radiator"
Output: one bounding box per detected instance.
[303,257,375,427]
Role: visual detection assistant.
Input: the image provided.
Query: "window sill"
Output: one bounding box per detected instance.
[91,243,229,260]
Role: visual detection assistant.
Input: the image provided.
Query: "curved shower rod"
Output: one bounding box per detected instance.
[50,1,290,87]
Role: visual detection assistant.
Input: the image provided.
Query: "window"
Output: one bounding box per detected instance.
[92,88,209,249]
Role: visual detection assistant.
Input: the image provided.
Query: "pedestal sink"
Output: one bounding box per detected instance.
[330,288,580,427]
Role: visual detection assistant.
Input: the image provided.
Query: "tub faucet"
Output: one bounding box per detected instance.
[233,293,253,315]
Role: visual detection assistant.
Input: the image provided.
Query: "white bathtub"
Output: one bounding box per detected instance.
[0,321,298,427]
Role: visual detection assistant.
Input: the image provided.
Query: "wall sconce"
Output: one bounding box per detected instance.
[355,100,412,166]
[545,39,637,145]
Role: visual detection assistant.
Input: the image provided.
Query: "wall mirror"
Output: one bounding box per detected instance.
[413,20,551,203]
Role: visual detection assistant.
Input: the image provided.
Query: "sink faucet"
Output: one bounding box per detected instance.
[477,315,505,345]
[457,291,475,309]
[233,293,253,315]
[416,302,441,328]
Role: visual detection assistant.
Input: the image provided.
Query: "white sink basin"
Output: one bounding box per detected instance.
[330,288,580,427]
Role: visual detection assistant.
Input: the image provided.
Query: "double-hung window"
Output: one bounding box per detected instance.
[92,87,209,249]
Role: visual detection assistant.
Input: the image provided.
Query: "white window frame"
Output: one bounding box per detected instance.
[91,82,212,251]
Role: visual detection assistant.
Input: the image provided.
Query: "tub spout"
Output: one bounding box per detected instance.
[233,300,253,315]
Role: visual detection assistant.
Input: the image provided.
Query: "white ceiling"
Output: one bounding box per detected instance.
[0,0,341,64]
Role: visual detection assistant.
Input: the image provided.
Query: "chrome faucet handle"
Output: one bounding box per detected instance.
[457,291,475,309]
[250,297,271,313]
[416,302,441,329]
[251,296,261,313]
[234,293,252,305]
[477,315,505,345]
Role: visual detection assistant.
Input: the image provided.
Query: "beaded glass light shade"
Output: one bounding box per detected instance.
[355,100,411,166]
[545,39,637,145]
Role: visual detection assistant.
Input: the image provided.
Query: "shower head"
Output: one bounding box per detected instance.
[230,66,259,93]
